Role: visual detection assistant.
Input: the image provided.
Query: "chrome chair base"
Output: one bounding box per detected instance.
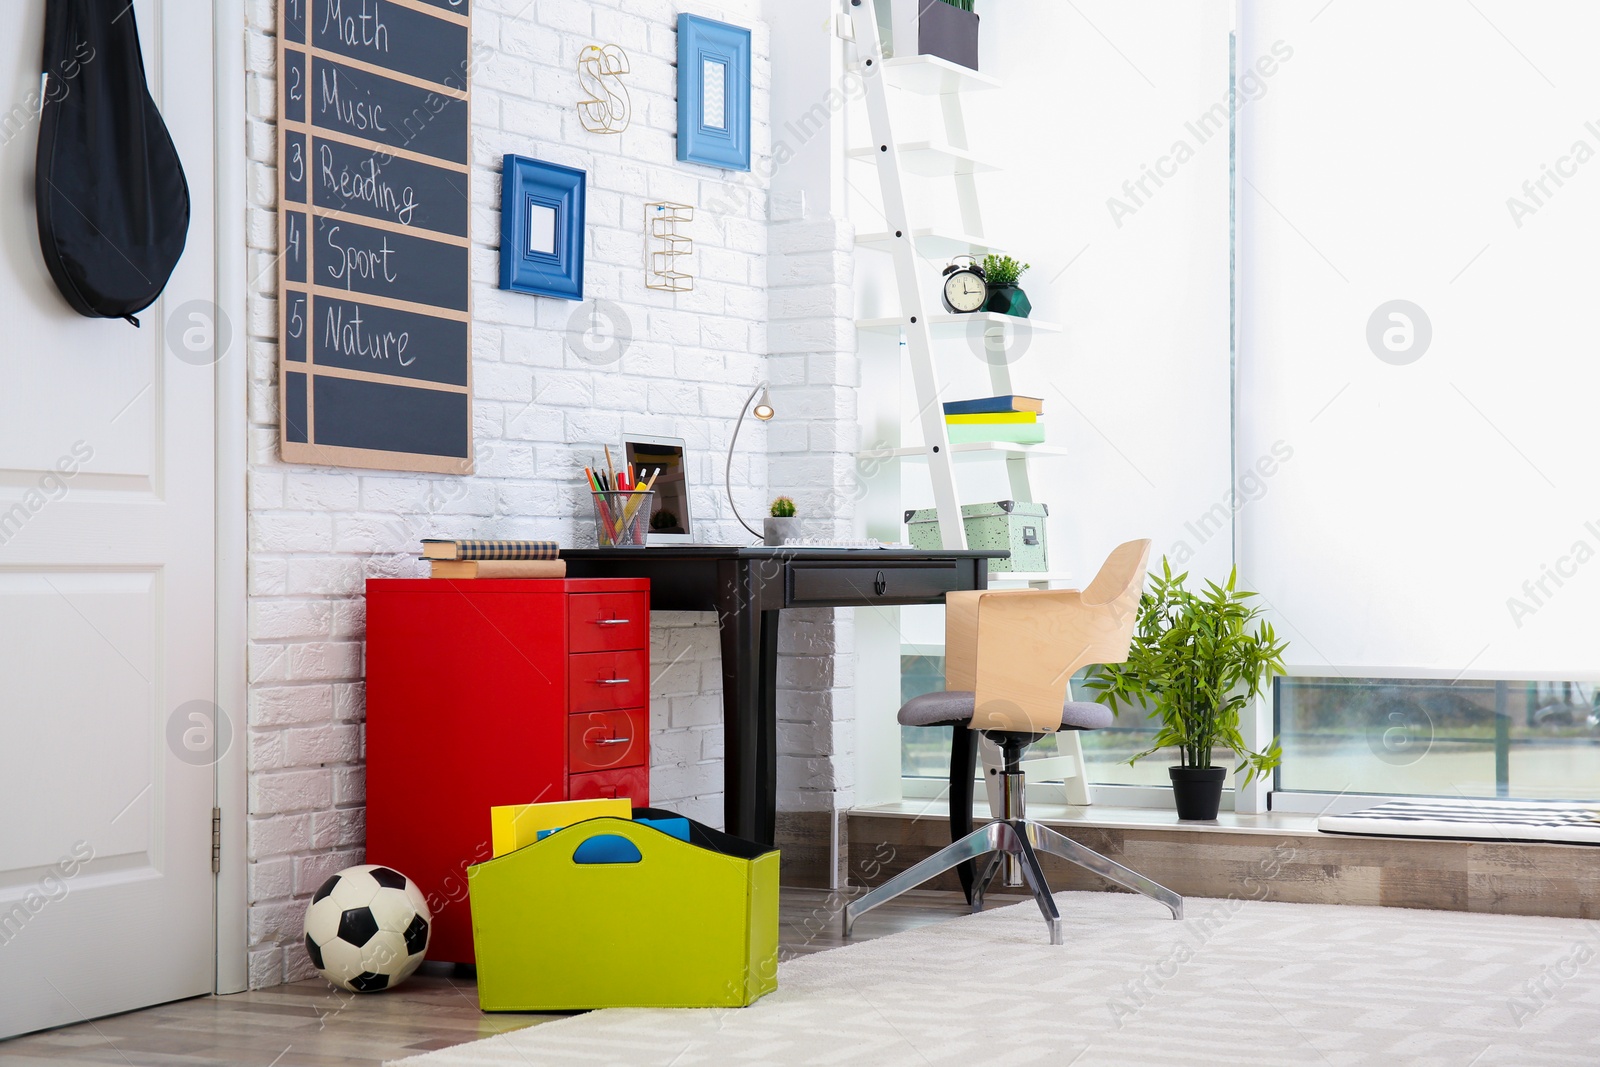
[842,819,1183,945]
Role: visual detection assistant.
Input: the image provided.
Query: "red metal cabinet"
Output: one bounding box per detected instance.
[364,577,650,963]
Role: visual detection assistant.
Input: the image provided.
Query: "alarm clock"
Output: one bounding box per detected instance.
[941,256,988,314]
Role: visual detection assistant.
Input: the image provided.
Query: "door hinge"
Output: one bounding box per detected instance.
[211,807,222,874]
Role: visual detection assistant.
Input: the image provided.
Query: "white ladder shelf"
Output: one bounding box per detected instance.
[845,1,1091,805]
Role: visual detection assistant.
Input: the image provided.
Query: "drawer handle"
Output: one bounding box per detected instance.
[874,570,887,596]
[595,678,632,686]
[592,736,632,746]
[595,618,632,626]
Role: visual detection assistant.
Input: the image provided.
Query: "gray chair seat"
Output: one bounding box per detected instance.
[898,690,1114,731]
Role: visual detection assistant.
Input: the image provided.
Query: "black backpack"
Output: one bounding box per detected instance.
[36,0,190,327]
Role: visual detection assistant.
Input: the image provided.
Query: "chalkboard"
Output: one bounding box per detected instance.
[277,0,472,474]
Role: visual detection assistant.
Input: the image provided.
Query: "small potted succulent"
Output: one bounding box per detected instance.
[982,255,1032,318]
[1084,560,1288,821]
[764,496,799,546]
[887,0,981,71]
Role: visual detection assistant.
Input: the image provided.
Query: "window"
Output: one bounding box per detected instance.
[1277,677,1600,800]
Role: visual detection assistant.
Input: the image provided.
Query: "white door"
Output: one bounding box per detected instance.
[0,1,217,1038]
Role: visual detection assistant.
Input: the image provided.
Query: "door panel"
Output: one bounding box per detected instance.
[0,571,158,870]
[0,0,217,1039]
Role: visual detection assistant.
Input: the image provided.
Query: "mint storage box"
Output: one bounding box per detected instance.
[467,808,779,1011]
[905,500,1049,573]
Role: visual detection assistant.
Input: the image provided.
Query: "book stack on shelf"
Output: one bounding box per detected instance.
[942,394,1044,445]
[422,539,567,579]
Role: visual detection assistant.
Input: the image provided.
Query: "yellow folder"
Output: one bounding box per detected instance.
[489,798,630,857]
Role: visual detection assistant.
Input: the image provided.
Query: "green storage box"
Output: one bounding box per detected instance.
[904,500,1049,573]
[467,811,779,1011]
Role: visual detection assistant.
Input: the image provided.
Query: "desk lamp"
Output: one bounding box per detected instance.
[724,381,775,541]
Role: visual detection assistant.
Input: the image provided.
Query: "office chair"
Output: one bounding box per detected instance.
[843,539,1183,944]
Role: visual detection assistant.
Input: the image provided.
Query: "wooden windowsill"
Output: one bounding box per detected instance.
[852,800,1320,837]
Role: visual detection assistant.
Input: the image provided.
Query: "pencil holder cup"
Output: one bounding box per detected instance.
[591,491,654,548]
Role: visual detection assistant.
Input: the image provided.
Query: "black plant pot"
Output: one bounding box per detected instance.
[985,283,1032,318]
[1169,765,1226,820]
[918,2,980,71]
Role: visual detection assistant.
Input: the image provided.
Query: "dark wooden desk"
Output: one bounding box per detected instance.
[561,546,1004,845]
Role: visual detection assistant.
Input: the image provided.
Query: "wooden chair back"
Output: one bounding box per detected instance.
[948,539,1151,734]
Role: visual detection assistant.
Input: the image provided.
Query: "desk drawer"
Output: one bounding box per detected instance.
[787,560,962,607]
[569,649,648,712]
[569,708,647,773]
[569,765,649,805]
[568,592,649,653]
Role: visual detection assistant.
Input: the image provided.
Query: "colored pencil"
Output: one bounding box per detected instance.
[615,476,656,539]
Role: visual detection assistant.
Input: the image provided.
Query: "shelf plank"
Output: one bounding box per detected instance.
[984,571,1079,587]
[855,312,1061,334]
[861,441,1073,461]
[881,55,1002,95]
[847,140,998,177]
[856,228,1005,259]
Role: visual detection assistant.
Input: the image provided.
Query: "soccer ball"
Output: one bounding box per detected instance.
[303,864,431,992]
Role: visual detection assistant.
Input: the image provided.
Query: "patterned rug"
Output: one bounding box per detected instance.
[1318,796,1600,845]
[389,891,1600,1066]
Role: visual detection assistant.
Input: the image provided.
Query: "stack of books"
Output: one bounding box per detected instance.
[422,539,566,579]
[942,395,1045,445]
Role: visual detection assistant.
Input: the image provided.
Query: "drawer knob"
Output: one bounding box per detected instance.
[596,678,632,686]
[595,618,631,626]
[873,570,887,596]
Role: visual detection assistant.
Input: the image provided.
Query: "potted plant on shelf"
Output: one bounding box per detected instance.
[764,496,799,546]
[981,255,1031,318]
[1084,559,1288,821]
[887,0,981,71]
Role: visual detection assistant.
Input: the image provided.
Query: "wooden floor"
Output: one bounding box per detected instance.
[1,888,1016,1067]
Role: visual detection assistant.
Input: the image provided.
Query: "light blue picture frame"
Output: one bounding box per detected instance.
[676,15,751,172]
[499,154,585,300]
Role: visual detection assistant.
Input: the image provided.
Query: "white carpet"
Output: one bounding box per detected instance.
[391,892,1600,1066]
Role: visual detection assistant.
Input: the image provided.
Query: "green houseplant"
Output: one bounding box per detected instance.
[763,496,799,546]
[1085,559,1288,820]
[981,254,1032,318]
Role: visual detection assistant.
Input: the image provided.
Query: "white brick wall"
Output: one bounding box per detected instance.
[766,208,859,813]
[239,0,868,989]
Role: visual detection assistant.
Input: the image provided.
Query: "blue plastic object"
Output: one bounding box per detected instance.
[540,819,691,851]
[572,835,643,864]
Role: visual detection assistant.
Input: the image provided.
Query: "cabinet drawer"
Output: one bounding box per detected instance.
[788,560,961,607]
[569,708,647,773]
[568,592,649,653]
[569,764,650,805]
[569,649,648,713]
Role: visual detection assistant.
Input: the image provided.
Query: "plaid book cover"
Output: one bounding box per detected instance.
[424,539,561,561]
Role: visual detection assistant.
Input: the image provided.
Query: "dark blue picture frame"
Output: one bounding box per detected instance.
[499,154,585,300]
[676,15,751,172]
